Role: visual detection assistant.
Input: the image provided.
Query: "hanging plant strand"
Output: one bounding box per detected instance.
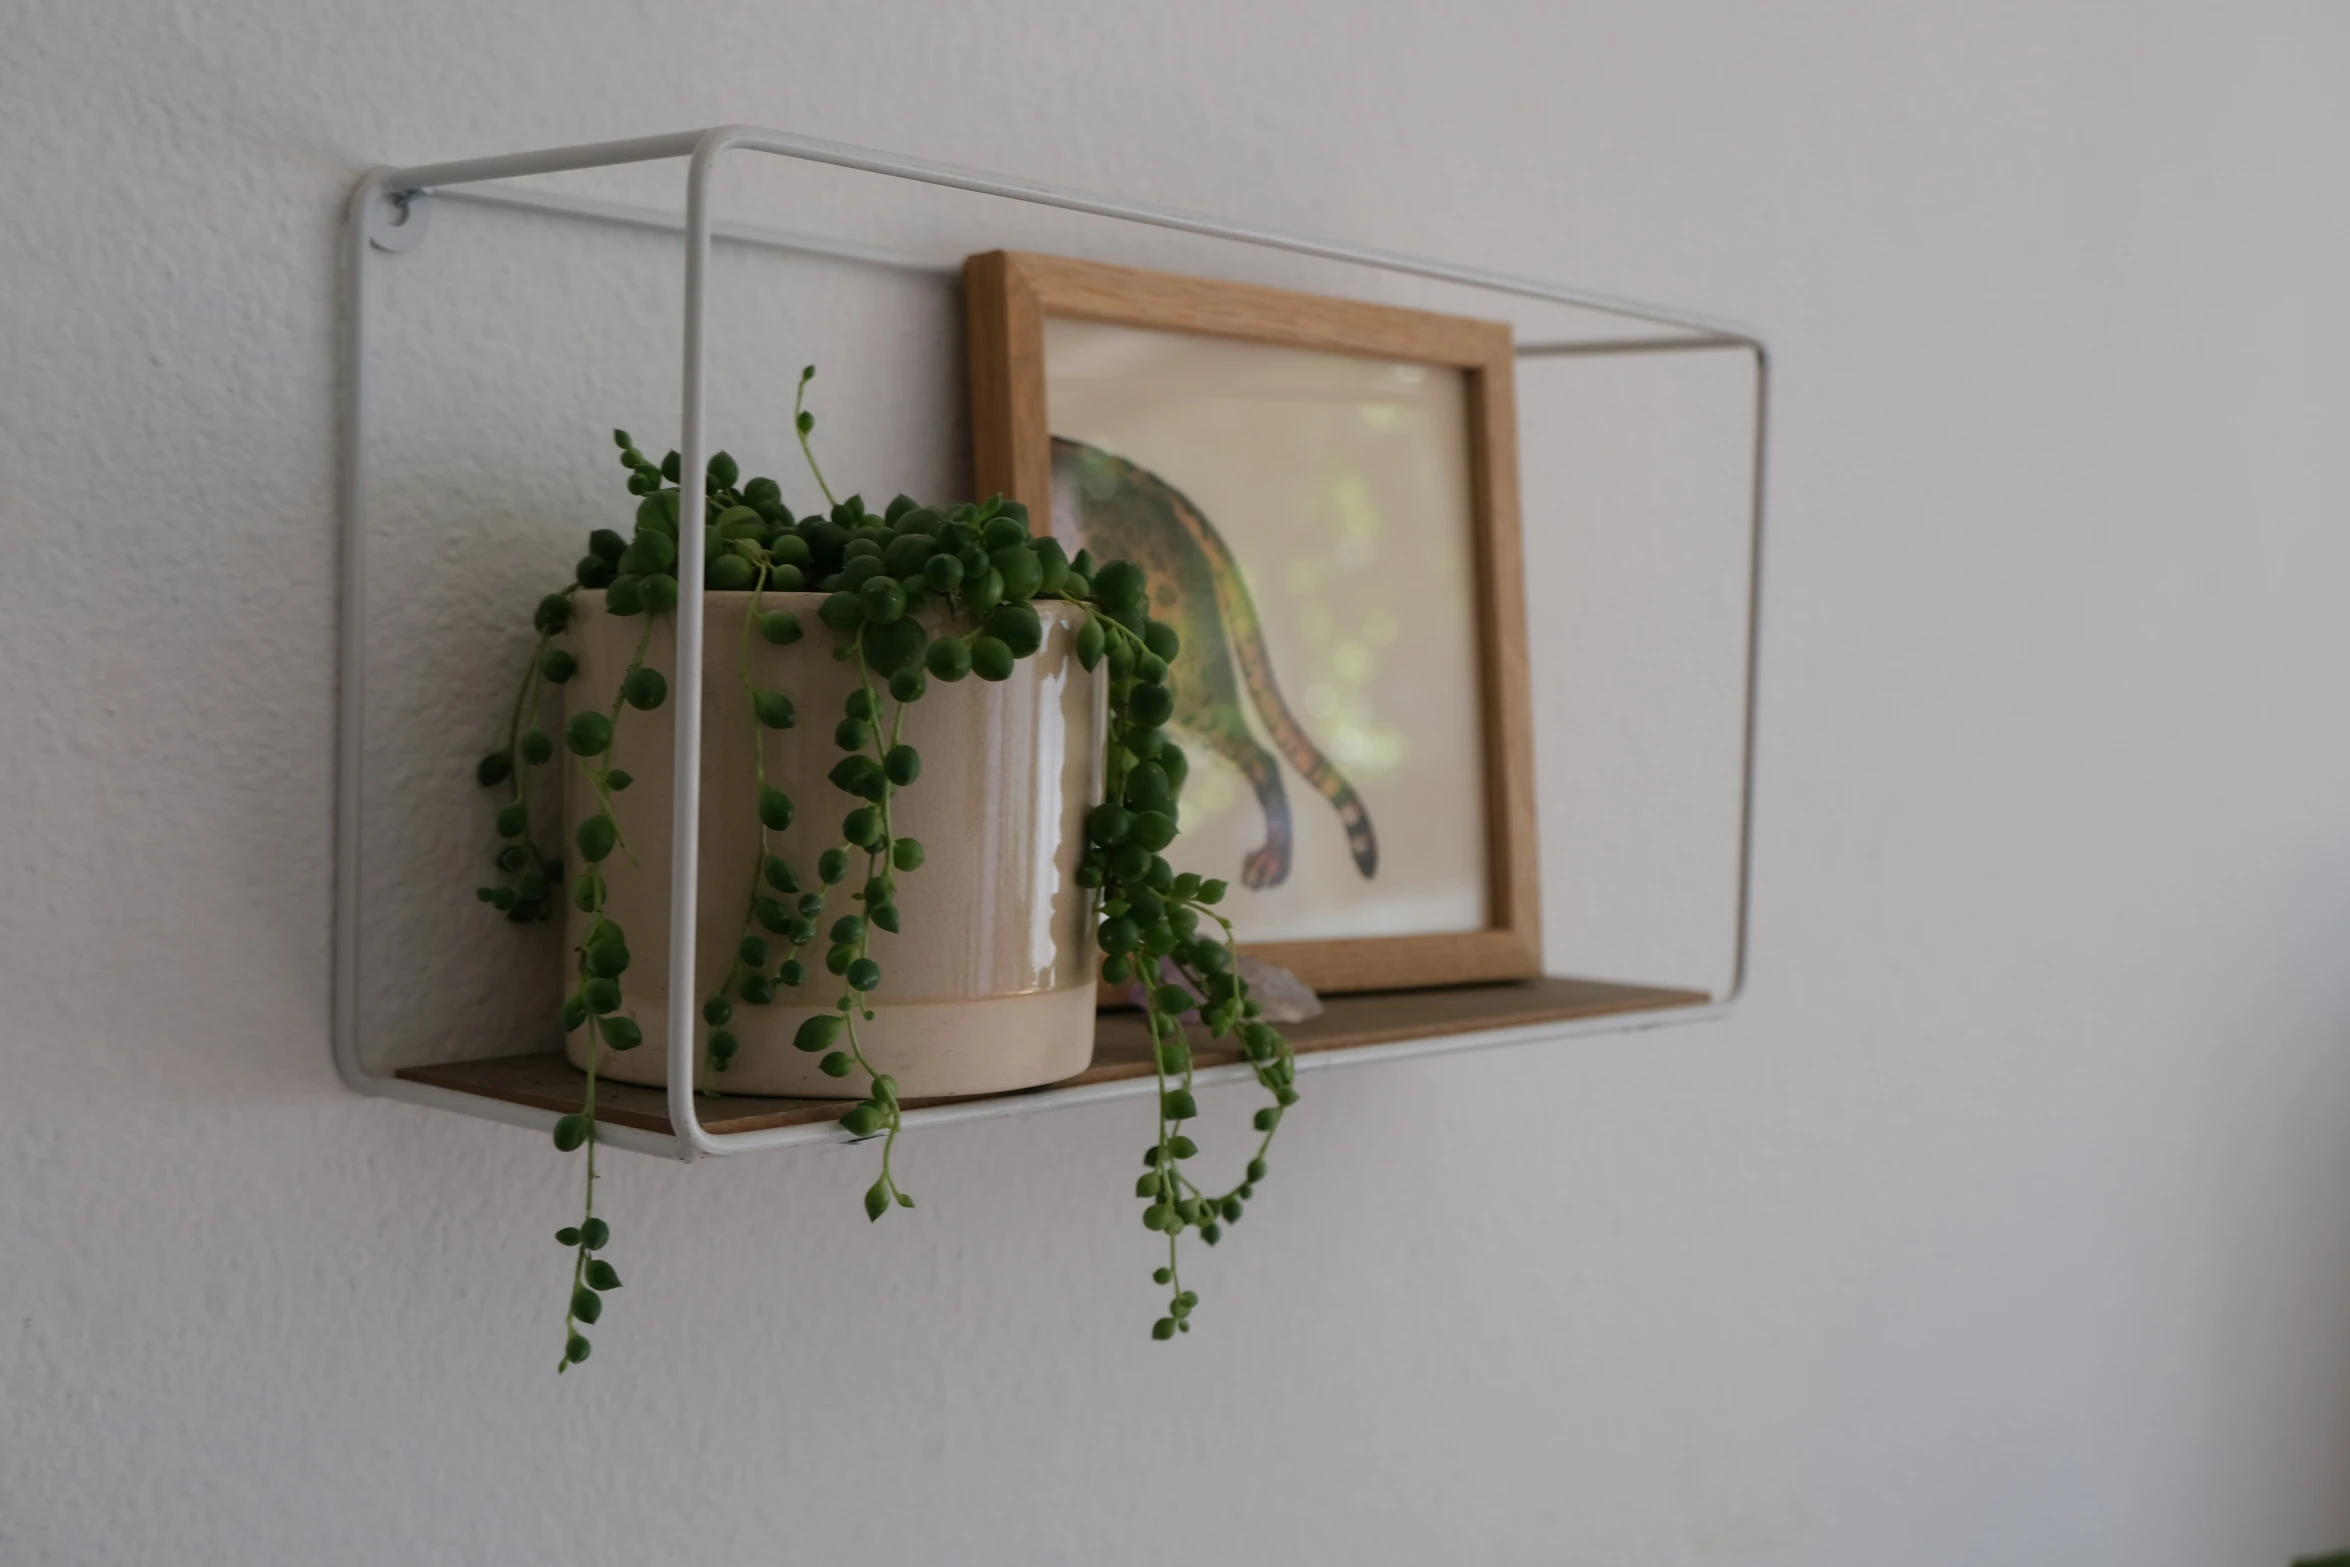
[475,365,1298,1364]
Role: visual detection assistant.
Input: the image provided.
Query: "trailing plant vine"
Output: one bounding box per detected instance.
[477,368,1300,1366]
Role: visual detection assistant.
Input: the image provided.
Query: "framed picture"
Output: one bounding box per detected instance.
[964,251,1538,994]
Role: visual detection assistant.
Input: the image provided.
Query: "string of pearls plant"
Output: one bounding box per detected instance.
[476,370,1301,1369]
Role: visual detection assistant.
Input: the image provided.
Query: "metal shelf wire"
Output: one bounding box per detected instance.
[334,125,1771,1161]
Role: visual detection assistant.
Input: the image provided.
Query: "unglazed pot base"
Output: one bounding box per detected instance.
[563,592,1104,1100]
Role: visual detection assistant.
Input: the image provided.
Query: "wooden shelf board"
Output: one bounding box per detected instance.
[396,976,1707,1139]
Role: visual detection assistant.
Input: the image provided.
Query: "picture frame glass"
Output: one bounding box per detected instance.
[1041,316,1492,944]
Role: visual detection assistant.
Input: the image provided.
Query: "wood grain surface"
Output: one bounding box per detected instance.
[397,977,1705,1138]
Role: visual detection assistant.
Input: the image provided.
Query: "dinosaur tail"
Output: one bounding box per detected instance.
[1163,488,1379,880]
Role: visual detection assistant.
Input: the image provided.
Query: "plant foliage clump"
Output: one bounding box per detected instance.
[476,370,1299,1368]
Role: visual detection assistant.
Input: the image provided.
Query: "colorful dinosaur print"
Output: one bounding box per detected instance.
[1049,436,1378,890]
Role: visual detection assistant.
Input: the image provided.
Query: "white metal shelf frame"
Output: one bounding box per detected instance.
[334,125,1772,1162]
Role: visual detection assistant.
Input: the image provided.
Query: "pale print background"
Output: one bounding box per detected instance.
[1042,316,1490,944]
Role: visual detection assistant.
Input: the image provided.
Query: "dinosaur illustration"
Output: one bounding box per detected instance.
[1049,436,1378,890]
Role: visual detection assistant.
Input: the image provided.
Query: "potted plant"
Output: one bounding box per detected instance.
[475,369,1300,1367]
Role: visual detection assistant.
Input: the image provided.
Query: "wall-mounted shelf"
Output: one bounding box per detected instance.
[396,978,1707,1147]
[336,126,1770,1163]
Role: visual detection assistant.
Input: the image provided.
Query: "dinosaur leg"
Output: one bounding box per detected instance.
[1195,726,1294,889]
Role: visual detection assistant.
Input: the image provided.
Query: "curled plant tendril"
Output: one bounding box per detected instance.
[474,367,1297,1364]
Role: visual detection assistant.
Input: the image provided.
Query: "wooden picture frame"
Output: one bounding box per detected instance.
[964,250,1539,994]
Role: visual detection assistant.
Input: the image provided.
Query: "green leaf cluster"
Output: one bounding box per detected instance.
[474,376,1295,1369]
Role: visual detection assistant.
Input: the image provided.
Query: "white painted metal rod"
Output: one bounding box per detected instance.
[378,124,1765,345]
[430,184,953,277]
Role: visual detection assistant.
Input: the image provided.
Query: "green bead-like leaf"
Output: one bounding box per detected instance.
[1162,1088,1198,1120]
[924,637,973,682]
[819,1050,854,1078]
[794,1014,843,1054]
[571,1286,602,1325]
[758,786,794,832]
[584,925,629,977]
[759,609,804,646]
[566,1334,592,1364]
[1075,618,1106,670]
[476,749,513,787]
[887,666,927,703]
[1127,683,1173,729]
[840,1104,882,1136]
[861,615,927,676]
[753,690,795,730]
[859,575,906,624]
[864,1180,891,1222]
[818,591,865,632]
[553,1114,590,1152]
[623,667,666,711]
[599,1015,643,1051]
[986,601,1043,658]
[575,814,618,863]
[582,1218,609,1249]
[992,544,1043,602]
[566,711,613,757]
[847,958,881,992]
[494,803,526,838]
[585,1259,621,1290]
[1093,560,1146,612]
[883,745,921,786]
[891,837,925,872]
[970,637,1014,682]
[557,1226,582,1245]
[818,848,848,884]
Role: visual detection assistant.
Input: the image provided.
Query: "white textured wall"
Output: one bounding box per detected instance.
[7,3,2350,1563]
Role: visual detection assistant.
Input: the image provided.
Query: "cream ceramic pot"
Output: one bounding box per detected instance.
[563,592,1103,1098]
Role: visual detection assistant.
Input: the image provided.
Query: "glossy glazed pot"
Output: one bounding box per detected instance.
[563,592,1103,1097]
